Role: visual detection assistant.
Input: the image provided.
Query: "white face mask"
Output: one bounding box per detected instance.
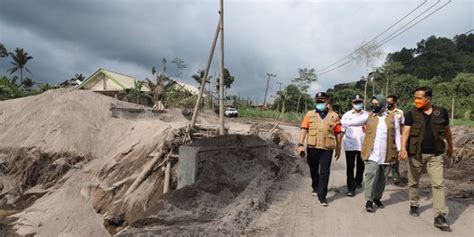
[353,103,363,111]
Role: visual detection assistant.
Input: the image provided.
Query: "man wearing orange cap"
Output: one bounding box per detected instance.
[296,92,342,206]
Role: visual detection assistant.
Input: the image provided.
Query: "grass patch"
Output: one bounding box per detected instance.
[452,119,474,128]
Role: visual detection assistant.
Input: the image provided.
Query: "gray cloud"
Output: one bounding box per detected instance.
[0,0,472,101]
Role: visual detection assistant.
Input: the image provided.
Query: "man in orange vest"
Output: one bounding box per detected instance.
[297,92,342,206]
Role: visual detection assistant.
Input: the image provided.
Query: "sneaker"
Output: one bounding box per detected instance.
[346,191,355,197]
[365,201,375,212]
[434,214,451,231]
[311,191,317,196]
[373,199,384,209]
[319,198,328,206]
[409,206,419,217]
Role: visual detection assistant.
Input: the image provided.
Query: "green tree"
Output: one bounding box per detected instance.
[192,69,212,88]
[377,61,404,95]
[0,43,7,58]
[215,68,235,97]
[0,76,22,99]
[126,80,146,104]
[292,67,317,111]
[171,57,187,78]
[7,48,34,84]
[353,41,384,108]
[21,78,35,89]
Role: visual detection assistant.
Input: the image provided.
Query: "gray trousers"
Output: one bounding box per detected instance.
[364,161,390,201]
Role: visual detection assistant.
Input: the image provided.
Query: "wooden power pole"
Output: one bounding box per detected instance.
[263,73,276,109]
[219,0,225,135]
[190,18,221,130]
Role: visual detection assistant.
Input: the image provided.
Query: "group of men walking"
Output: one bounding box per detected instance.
[296,87,453,231]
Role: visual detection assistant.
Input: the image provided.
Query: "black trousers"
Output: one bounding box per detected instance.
[345,150,364,192]
[306,148,333,201]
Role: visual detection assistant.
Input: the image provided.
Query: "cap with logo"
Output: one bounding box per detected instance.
[351,94,364,102]
[315,92,329,100]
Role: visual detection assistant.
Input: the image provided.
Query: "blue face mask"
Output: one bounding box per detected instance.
[314,103,326,111]
[353,103,363,111]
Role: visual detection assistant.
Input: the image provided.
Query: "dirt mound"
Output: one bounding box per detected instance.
[0,89,191,236]
[116,135,297,236]
[0,89,298,236]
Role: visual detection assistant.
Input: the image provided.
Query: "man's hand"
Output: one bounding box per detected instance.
[335,146,341,160]
[399,148,408,160]
[296,145,305,157]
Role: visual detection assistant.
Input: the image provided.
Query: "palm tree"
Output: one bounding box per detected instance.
[0,43,7,58]
[192,69,212,88]
[8,48,34,84]
[73,73,85,82]
[21,78,35,89]
[277,89,292,115]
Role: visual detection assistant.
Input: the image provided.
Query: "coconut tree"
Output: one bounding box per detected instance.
[8,48,34,84]
[0,43,7,58]
[192,69,212,88]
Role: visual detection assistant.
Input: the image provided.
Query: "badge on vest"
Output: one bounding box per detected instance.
[433,110,441,116]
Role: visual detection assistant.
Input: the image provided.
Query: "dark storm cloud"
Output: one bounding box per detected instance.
[0,0,472,100]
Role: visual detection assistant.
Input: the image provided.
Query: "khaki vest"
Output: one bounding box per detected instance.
[407,106,447,158]
[306,110,338,150]
[361,112,398,163]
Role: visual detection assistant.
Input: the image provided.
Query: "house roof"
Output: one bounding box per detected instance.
[171,80,200,95]
[77,68,150,91]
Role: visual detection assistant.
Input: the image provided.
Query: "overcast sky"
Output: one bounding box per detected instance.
[0,0,472,102]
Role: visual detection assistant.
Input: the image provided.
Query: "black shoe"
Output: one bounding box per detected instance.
[356,183,363,189]
[365,201,375,212]
[434,214,451,231]
[409,206,419,217]
[346,191,355,197]
[319,199,328,207]
[373,199,384,209]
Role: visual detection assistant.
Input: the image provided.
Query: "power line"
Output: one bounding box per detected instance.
[316,0,452,77]
[377,0,447,46]
[315,0,428,73]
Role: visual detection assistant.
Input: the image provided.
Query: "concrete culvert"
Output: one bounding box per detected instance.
[116,134,297,236]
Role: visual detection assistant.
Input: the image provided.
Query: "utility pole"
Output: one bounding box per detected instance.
[263,73,277,109]
[219,0,225,135]
[190,18,221,130]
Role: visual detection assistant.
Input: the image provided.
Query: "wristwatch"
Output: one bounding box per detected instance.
[298,143,304,147]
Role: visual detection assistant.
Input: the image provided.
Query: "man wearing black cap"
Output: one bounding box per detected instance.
[341,95,401,212]
[341,95,367,196]
[297,92,342,206]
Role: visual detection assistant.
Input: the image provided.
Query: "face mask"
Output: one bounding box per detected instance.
[387,103,394,110]
[372,104,383,114]
[415,98,426,109]
[315,103,326,111]
[353,103,363,111]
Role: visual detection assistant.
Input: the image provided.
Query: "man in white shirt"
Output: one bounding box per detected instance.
[387,95,404,185]
[341,95,401,212]
[341,95,367,196]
